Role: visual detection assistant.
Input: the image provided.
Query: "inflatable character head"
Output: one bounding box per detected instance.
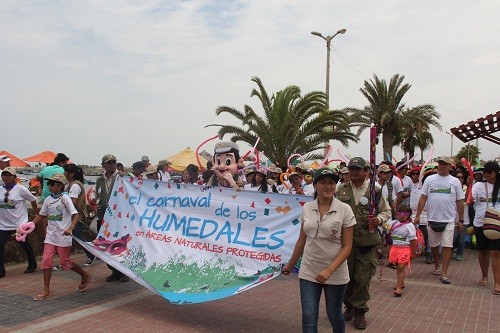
[213,142,242,175]
[209,142,244,188]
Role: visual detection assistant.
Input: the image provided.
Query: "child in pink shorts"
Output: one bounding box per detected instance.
[386,205,417,297]
[31,173,92,301]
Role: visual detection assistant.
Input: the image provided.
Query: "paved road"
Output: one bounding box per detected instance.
[0,248,498,332]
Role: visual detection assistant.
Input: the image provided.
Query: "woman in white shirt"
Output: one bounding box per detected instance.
[282,168,355,332]
[0,167,38,277]
[470,161,500,294]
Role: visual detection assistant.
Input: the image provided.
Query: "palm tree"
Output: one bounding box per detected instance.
[345,74,440,159]
[206,76,357,168]
[395,105,442,160]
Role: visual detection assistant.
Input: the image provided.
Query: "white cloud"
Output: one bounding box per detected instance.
[0,0,498,165]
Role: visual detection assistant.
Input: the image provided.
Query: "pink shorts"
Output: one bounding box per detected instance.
[41,243,73,271]
[389,245,411,264]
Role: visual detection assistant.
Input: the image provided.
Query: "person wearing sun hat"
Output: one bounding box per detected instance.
[414,156,465,285]
[282,167,355,332]
[90,154,129,283]
[30,173,92,301]
[0,167,38,278]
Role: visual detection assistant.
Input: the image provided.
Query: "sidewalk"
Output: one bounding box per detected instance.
[0,248,498,333]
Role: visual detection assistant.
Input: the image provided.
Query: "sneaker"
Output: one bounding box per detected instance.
[52,266,62,271]
[83,257,97,267]
[456,254,463,261]
[452,252,457,260]
[425,254,434,264]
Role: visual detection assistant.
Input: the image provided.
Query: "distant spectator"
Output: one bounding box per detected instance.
[116,163,125,173]
[144,165,159,180]
[186,164,199,184]
[141,156,151,168]
[37,153,70,202]
[129,161,145,177]
[157,160,171,182]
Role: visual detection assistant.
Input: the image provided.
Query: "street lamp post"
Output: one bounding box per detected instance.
[311,28,347,110]
[445,131,454,157]
[311,28,346,156]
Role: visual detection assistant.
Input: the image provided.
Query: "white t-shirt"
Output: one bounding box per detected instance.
[298,198,356,285]
[391,176,404,196]
[400,175,413,206]
[389,220,417,246]
[376,182,393,223]
[158,170,171,182]
[302,184,315,196]
[0,185,36,230]
[472,181,499,227]
[67,183,82,199]
[244,184,259,191]
[410,182,427,225]
[421,174,465,223]
[39,194,78,247]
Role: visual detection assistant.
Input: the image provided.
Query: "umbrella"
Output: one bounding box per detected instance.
[0,150,29,167]
[24,151,57,164]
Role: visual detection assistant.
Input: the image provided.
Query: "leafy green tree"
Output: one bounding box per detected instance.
[456,143,480,165]
[344,74,441,159]
[394,105,442,161]
[206,77,357,168]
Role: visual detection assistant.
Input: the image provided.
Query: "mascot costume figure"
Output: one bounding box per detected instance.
[207,142,244,189]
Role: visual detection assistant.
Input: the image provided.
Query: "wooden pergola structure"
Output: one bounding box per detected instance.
[450,111,500,145]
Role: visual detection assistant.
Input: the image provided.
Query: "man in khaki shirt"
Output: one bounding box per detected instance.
[336,157,391,330]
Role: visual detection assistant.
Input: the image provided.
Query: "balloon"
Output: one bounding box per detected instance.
[280,173,291,190]
[16,222,35,242]
[418,146,435,188]
[195,135,219,171]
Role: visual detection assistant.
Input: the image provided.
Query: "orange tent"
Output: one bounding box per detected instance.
[0,150,29,167]
[24,151,58,164]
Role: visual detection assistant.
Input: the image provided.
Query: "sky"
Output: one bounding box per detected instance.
[1,1,499,166]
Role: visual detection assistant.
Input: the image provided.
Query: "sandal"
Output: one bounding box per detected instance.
[33,293,50,301]
[77,274,93,292]
[440,277,452,284]
[393,286,406,290]
[432,269,441,276]
[393,290,403,297]
[477,279,488,287]
[493,289,500,295]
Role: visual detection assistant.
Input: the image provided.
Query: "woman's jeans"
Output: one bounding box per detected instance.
[300,278,347,333]
[0,229,37,273]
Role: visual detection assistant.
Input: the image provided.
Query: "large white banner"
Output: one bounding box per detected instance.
[79,177,310,304]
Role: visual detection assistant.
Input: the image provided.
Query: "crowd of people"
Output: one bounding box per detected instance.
[0,150,499,332]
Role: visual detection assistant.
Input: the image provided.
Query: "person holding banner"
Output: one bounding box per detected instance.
[282,168,355,333]
[91,154,129,283]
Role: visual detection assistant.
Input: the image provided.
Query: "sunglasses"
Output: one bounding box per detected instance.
[47,180,61,187]
[456,175,464,179]
[3,192,8,204]
[411,173,419,176]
